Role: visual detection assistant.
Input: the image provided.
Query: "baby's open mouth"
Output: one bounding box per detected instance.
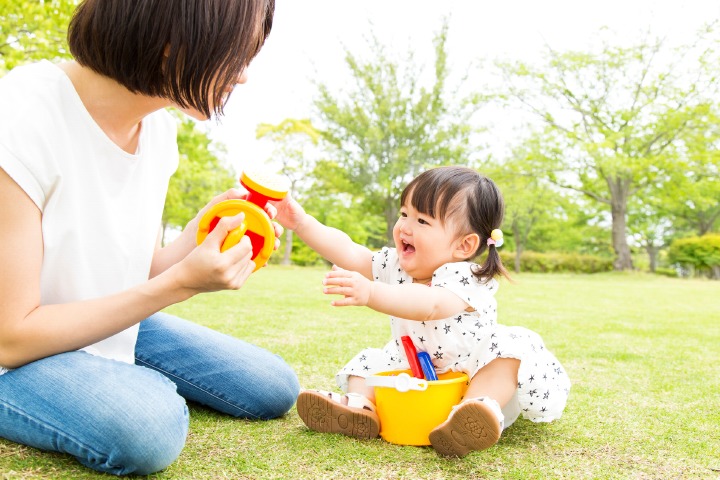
[402,241,416,254]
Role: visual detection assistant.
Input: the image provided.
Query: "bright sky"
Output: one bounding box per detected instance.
[209,0,720,174]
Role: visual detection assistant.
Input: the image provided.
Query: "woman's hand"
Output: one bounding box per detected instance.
[173,212,256,293]
[184,188,248,239]
[322,265,373,307]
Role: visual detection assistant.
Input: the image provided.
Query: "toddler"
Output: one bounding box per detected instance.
[274,166,570,456]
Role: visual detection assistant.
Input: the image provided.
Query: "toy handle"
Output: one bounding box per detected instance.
[401,336,424,379]
[220,221,248,253]
[366,373,428,393]
[416,352,438,381]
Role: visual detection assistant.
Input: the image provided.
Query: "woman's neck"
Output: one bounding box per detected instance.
[57,61,169,154]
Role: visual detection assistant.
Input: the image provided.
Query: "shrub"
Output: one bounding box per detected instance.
[498,250,613,274]
[668,234,720,279]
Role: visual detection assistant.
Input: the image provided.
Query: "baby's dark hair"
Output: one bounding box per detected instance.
[400,166,509,282]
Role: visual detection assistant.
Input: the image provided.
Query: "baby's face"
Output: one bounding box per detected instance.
[393,200,463,283]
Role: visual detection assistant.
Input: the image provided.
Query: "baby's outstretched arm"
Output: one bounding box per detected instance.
[272,194,373,278]
[323,266,469,320]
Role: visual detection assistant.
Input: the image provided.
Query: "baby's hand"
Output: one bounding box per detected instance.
[323,265,372,307]
[270,193,306,231]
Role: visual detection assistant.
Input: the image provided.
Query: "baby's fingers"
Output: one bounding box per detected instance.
[330,297,356,307]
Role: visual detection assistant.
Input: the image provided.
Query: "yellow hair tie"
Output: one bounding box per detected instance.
[487,229,504,248]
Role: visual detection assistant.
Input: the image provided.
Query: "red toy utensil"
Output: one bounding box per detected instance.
[401,336,424,379]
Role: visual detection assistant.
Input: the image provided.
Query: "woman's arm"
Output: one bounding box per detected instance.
[322,267,469,321]
[272,194,374,278]
[0,169,255,369]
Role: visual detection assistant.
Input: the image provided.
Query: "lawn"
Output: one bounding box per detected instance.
[1,268,719,479]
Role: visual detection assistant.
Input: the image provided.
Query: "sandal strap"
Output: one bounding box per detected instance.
[345,392,377,413]
[308,389,376,413]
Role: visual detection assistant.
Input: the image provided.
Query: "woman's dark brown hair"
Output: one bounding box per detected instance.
[67,0,274,118]
[400,166,510,282]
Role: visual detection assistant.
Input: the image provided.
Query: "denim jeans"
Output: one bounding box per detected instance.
[0,312,300,475]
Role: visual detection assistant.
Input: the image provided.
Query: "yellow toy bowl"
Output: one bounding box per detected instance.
[369,370,468,446]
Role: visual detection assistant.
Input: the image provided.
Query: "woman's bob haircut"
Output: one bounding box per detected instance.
[67,0,274,118]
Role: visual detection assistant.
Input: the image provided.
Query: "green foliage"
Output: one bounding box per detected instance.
[0,0,76,75]
[313,19,487,244]
[162,114,236,241]
[498,250,613,274]
[495,27,720,271]
[654,267,679,278]
[667,233,720,278]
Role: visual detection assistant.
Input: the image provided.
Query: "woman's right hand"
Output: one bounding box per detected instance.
[173,212,256,294]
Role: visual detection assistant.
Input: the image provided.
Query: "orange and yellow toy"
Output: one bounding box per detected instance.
[196,169,289,272]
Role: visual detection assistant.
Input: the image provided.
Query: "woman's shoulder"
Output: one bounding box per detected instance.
[0,61,66,101]
[0,61,72,130]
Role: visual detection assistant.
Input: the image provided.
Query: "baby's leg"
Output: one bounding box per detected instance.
[465,358,520,407]
[347,374,376,403]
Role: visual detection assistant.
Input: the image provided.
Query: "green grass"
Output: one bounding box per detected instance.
[1,268,719,479]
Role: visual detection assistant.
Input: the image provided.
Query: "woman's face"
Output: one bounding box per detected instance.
[176,69,249,120]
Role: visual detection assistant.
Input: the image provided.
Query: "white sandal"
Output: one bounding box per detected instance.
[296,390,380,439]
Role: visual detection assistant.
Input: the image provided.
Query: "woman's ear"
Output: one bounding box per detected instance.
[453,233,480,260]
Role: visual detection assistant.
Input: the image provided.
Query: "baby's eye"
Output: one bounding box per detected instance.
[399,212,408,218]
[418,218,430,225]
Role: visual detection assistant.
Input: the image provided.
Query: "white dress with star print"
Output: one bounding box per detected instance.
[336,247,570,425]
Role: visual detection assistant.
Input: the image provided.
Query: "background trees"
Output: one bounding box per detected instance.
[0,0,75,75]
[494,28,720,270]
[162,117,236,244]
[311,20,488,246]
[3,2,718,276]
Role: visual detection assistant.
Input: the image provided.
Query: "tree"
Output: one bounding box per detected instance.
[0,0,76,75]
[313,19,488,245]
[257,118,320,264]
[658,111,720,236]
[495,27,720,270]
[162,115,236,244]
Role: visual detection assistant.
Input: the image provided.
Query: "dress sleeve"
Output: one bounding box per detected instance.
[430,262,498,313]
[371,246,398,283]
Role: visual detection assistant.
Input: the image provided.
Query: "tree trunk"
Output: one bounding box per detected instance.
[645,244,658,273]
[512,219,522,273]
[609,179,634,271]
[385,198,398,246]
[281,228,293,265]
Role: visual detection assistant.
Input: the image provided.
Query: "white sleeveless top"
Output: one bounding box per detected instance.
[0,61,178,374]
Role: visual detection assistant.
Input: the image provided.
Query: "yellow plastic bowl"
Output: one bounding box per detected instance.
[372,370,468,446]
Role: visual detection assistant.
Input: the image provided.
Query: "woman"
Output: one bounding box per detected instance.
[0,0,299,475]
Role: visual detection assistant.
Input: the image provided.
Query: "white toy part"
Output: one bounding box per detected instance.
[365,372,428,392]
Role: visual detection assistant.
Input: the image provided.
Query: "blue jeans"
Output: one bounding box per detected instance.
[0,312,300,475]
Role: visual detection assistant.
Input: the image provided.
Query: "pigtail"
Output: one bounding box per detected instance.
[472,242,510,283]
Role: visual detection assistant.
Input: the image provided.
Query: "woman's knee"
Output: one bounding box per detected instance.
[244,354,300,419]
[83,370,189,475]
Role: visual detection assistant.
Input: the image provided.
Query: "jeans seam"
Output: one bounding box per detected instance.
[134,357,259,419]
[0,399,109,463]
